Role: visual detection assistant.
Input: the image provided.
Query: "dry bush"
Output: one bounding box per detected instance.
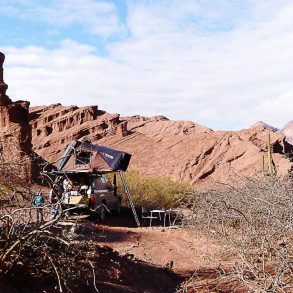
[0,141,95,292]
[0,139,33,206]
[116,170,192,209]
[178,175,293,292]
[0,176,67,291]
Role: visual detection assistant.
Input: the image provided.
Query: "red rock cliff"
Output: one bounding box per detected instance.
[29,104,128,164]
[29,104,292,185]
[0,52,32,180]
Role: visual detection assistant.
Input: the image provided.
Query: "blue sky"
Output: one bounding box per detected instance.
[0,0,293,130]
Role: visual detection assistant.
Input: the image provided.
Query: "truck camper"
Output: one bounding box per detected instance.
[50,140,139,225]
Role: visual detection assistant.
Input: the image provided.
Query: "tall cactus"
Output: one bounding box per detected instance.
[262,134,276,176]
[262,154,265,176]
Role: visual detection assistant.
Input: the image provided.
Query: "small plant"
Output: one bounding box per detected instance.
[165,260,174,272]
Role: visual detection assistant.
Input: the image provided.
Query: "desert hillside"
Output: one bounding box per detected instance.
[29,104,293,185]
[280,121,293,144]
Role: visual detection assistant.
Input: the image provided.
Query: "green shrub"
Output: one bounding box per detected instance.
[115,170,192,209]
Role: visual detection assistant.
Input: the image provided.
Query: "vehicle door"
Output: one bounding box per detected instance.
[100,176,116,209]
[92,176,107,207]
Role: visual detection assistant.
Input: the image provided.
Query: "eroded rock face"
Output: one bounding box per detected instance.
[98,122,292,185]
[280,121,293,144]
[0,52,12,106]
[0,52,32,180]
[29,104,292,185]
[29,104,128,164]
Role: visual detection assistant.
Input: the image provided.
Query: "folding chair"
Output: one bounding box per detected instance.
[141,207,157,227]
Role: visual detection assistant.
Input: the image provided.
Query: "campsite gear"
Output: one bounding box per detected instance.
[119,171,140,227]
[141,207,157,227]
[56,140,131,173]
[54,173,122,221]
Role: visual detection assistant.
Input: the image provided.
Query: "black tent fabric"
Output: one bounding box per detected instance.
[56,140,131,172]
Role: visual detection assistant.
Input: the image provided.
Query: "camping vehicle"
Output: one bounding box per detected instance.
[50,140,139,222]
[59,172,120,221]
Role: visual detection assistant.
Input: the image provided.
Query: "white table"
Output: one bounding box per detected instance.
[150,209,172,227]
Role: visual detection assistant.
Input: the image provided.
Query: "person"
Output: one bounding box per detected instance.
[32,192,45,223]
[49,189,61,219]
[63,178,73,191]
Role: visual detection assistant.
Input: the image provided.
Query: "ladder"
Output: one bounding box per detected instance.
[119,171,140,227]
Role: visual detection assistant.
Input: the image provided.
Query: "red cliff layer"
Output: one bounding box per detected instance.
[0,52,32,180]
[29,104,292,185]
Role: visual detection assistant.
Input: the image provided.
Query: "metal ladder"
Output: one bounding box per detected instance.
[119,171,140,227]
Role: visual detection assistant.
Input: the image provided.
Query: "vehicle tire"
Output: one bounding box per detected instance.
[99,204,106,222]
[114,198,121,215]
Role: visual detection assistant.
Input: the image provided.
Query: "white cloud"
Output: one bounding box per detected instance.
[1,0,293,130]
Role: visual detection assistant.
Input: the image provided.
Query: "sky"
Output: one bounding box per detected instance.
[0,0,293,130]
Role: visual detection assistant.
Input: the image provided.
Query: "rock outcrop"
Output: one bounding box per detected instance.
[250,121,279,132]
[280,121,293,145]
[29,105,292,185]
[100,122,292,184]
[29,104,128,164]
[0,52,32,180]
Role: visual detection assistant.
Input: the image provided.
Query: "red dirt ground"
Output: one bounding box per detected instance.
[91,212,225,273]
[1,208,247,293]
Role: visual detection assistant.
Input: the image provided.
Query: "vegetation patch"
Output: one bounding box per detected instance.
[115,170,192,209]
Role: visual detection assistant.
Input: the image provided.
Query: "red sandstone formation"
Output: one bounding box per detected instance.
[102,119,292,184]
[29,104,128,164]
[0,52,12,106]
[29,104,292,185]
[0,52,32,180]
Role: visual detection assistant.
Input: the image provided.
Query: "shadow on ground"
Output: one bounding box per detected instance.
[2,245,185,293]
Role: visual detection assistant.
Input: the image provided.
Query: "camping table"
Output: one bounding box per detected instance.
[150,209,171,227]
[166,209,179,226]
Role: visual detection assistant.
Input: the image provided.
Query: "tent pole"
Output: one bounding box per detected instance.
[119,171,140,227]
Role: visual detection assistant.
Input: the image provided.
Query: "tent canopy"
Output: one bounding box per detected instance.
[56,140,131,173]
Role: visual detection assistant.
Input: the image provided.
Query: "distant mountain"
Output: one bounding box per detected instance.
[28,105,293,185]
[250,121,279,132]
[280,121,293,144]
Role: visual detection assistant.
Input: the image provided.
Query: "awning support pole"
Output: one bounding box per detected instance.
[119,171,140,227]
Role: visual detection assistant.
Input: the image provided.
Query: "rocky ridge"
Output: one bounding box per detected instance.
[29,103,128,164]
[29,104,293,185]
[250,121,279,132]
[280,121,293,144]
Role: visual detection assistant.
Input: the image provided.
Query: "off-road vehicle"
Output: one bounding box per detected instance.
[60,172,121,221]
[49,140,131,221]
[49,140,140,225]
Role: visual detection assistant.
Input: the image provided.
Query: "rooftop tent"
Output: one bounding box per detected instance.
[56,140,131,173]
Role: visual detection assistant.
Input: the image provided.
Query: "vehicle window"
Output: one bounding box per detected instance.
[93,177,104,189]
[75,151,91,166]
[101,177,113,189]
